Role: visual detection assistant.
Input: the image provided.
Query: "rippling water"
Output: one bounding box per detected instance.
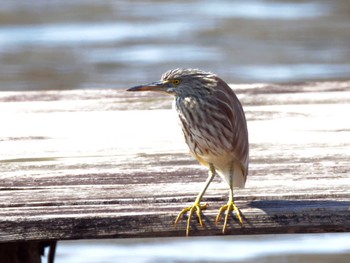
[0,0,350,90]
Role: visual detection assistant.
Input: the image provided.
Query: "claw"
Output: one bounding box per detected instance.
[174,202,208,236]
[215,201,243,234]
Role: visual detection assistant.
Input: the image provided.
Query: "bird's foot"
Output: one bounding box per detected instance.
[174,202,208,236]
[215,200,243,234]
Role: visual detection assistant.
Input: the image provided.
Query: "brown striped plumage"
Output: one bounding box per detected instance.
[128,68,249,235]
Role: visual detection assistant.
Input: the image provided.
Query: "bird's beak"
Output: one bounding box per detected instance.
[127,81,168,93]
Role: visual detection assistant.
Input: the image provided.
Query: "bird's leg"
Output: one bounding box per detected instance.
[215,168,243,234]
[216,189,243,233]
[174,164,216,236]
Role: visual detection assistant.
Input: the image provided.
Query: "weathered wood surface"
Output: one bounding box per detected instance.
[0,81,349,242]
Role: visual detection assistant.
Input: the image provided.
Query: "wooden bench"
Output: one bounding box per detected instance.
[0,81,349,262]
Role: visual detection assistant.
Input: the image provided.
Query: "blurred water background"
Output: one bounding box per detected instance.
[1,0,350,262]
[1,0,350,91]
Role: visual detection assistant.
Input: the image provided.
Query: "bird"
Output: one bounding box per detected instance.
[127,68,249,236]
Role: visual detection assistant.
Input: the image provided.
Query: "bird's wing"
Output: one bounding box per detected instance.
[214,77,249,176]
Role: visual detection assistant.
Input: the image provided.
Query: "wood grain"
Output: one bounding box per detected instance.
[0,81,349,242]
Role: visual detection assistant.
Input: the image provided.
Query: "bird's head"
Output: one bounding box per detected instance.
[127,68,218,97]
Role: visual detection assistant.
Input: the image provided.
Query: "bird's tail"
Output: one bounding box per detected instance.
[233,163,246,188]
[217,160,246,189]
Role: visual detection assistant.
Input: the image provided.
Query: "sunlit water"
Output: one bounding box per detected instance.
[0,0,350,90]
[1,1,350,262]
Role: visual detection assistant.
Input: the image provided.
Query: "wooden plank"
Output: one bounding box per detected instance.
[0,81,350,242]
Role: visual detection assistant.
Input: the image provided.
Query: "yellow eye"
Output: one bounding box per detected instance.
[172,79,181,85]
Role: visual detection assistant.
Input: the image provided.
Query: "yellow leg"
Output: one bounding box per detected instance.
[215,165,243,234]
[174,202,208,236]
[174,164,216,236]
[215,190,243,234]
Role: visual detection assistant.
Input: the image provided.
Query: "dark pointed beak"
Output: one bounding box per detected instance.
[127,81,167,92]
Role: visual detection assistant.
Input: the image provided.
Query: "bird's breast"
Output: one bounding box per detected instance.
[175,97,233,156]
